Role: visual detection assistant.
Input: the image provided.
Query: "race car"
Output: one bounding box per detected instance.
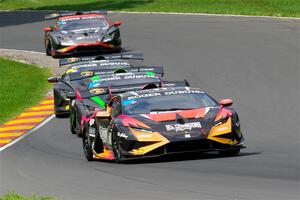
[82,87,245,162]
[48,69,164,118]
[43,11,122,57]
[58,53,144,66]
[69,74,189,137]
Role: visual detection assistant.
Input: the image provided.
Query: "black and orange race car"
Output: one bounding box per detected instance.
[43,11,122,57]
[81,87,245,162]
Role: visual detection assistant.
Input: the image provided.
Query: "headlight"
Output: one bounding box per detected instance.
[102,32,114,42]
[131,126,153,133]
[214,116,229,126]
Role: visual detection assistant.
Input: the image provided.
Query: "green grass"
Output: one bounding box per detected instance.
[0,57,51,125]
[0,192,55,200]
[0,0,299,17]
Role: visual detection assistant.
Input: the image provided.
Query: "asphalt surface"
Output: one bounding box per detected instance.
[0,11,299,200]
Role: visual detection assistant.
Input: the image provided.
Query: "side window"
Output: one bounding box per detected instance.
[110,97,122,117]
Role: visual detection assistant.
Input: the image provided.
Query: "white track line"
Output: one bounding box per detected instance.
[0,48,44,54]
[0,115,55,152]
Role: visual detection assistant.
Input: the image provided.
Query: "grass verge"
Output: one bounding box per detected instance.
[0,57,50,125]
[0,0,299,17]
[0,191,55,200]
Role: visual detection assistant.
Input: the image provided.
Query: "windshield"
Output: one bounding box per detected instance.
[58,17,109,31]
[123,91,218,115]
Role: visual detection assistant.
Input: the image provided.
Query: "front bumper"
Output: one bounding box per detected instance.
[118,138,245,161]
[52,42,121,56]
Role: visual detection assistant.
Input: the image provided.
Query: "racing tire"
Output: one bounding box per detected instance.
[55,113,69,118]
[218,149,240,157]
[82,128,94,161]
[45,41,51,56]
[112,129,123,163]
[69,111,77,135]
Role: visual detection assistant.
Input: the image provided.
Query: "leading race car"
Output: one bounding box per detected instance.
[44,11,122,57]
[82,87,245,162]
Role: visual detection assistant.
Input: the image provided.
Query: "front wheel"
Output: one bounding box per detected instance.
[82,129,94,161]
[112,129,123,163]
[218,149,240,157]
[69,104,77,135]
[45,39,51,56]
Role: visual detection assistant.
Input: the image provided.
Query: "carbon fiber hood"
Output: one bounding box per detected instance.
[54,27,109,44]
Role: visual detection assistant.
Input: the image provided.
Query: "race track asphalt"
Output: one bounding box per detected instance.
[0,11,299,200]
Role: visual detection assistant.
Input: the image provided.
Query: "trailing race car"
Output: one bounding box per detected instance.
[82,87,245,162]
[44,11,122,57]
[48,70,164,118]
[69,75,189,137]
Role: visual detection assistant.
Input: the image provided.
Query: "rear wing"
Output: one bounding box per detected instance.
[68,66,164,81]
[163,80,190,87]
[77,80,190,100]
[44,10,107,20]
[59,53,144,66]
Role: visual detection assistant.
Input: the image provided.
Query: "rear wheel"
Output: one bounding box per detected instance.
[82,128,94,161]
[218,149,240,157]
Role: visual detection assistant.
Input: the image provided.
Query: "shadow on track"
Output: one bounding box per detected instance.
[93,151,261,165]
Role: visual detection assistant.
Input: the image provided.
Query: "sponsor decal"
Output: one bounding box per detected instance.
[89,88,105,95]
[126,90,203,100]
[123,74,156,79]
[123,99,137,106]
[117,132,128,139]
[127,93,161,100]
[81,71,94,77]
[76,35,100,40]
[89,127,96,137]
[165,122,202,132]
[99,128,108,143]
[164,90,204,95]
[89,119,95,126]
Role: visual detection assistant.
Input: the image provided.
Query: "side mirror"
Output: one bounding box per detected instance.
[219,99,233,107]
[47,77,59,83]
[113,21,122,26]
[44,27,52,32]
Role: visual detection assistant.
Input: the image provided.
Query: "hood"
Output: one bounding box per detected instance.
[55,27,113,44]
[116,107,233,141]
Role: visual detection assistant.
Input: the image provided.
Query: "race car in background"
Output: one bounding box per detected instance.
[82,87,244,162]
[58,53,144,66]
[59,53,148,76]
[48,69,164,118]
[43,11,122,57]
[68,73,189,137]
